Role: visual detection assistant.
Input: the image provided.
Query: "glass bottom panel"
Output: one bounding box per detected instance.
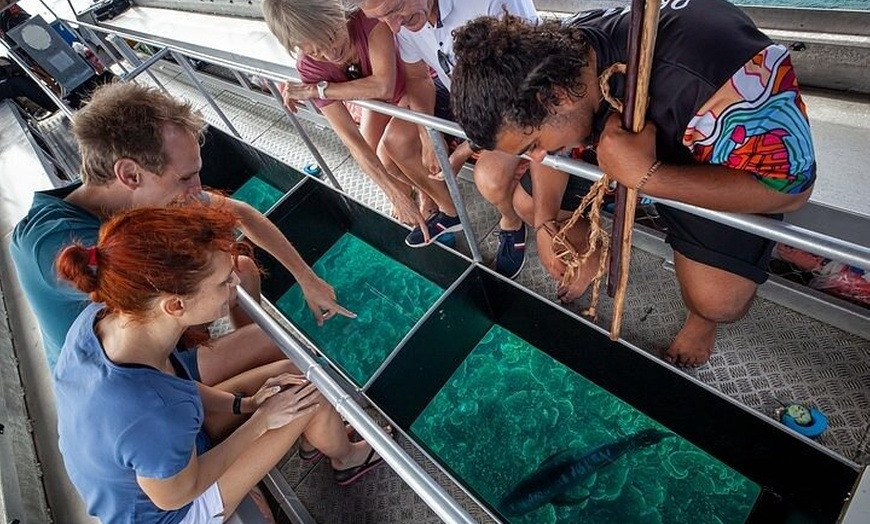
[231,175,284,213]
[276,233,443,385]
[412,326,760,524]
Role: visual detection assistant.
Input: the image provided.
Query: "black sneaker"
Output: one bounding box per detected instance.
[405,211,462,248]
[494,224,526,279]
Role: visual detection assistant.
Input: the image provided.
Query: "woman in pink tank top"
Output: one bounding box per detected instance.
[264,0,454,237]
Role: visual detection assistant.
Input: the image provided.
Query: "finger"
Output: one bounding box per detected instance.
[417,216,431,244]
[275,374,308,388]
[295,385,322,406]
[297,389,324,407]
[294,403,321,418]
[308,302,324,326]
[331,302,357,319]
[293,382,319,399]
[257,385,282,403]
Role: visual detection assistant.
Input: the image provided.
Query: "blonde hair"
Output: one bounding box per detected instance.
[263,0,356,55]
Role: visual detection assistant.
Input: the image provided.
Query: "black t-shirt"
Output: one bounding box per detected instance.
[567,0,772,165]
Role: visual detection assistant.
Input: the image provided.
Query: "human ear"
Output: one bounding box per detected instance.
[162,296,186,318]
[115,159,144,189]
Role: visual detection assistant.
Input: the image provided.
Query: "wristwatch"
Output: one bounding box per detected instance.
[232,392,245,415]
[316,80,328,100]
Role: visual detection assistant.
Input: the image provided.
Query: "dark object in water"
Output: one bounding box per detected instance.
[499,428,673,517]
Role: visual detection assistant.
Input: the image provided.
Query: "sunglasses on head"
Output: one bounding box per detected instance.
[345,62,362,80]
[437,49,453,76]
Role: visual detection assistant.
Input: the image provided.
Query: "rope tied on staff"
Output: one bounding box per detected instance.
[549,0,661,340]
[549,62,630,320]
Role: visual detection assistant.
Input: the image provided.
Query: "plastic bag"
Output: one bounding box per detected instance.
[809,262,870,306]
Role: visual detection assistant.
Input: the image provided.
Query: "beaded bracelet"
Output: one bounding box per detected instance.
[635,160,662,191]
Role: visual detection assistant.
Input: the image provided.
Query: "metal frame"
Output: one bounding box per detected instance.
[352,99,870,272]
[0,39,74,118]
[170,50,243,138]
[264,78,342,190]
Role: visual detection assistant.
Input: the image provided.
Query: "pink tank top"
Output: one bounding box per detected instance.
[297,11,406,109]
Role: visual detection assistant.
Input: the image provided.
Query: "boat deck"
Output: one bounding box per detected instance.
[2,25,868,523]
[67,64,869,522]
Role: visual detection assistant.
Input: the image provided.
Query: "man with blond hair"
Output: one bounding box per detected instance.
[11,82,353,383]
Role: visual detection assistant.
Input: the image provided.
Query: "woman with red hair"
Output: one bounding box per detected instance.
[54,205,384,524]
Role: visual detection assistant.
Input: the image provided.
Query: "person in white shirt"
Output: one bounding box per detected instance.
[355,0,538,279]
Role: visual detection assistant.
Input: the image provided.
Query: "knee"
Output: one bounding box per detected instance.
[382,123,417,162]
[376,139,391,167]
[686,287,755,324]
[473,166,511,202]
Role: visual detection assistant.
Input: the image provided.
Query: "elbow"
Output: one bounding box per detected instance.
[374,79,395,101]
[776,186,813,214]
[150,492,193,512]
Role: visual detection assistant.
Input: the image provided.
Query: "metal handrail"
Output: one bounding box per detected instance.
[64,12,870,271]
[56,18,870,269]
[236,289,477,524]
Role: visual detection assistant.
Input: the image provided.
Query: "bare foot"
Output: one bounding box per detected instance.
[390,206,415,226]
[664,311,717,367]
[555,221,603,304]
[557,248,601,303]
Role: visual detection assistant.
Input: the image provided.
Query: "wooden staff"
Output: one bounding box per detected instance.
[606,0,661,341]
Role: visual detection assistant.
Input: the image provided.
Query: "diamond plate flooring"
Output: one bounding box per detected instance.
[60,67,870,522]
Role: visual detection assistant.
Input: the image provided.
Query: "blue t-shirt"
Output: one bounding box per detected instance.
[55,303,210,524]
[11,183,97,368]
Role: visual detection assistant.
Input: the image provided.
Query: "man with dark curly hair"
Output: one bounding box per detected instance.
[450,0,816,366]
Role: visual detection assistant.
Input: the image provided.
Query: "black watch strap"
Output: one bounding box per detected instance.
[232,392,245,415]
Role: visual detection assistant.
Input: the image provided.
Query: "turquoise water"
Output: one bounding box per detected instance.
[231,176,284,213]
[411,326,760,524]
[276,233,443,385]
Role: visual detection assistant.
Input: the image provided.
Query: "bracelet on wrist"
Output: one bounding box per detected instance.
[232,392,245,415]
[635,160,662,191]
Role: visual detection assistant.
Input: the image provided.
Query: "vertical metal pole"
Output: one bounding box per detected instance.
[232,69,255,91]
[170,51,243,139]
[426,128,482,262]
[106,35,169,93]
[0,42,73,118]
[264,79,343,191]
[119,48,171,82]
